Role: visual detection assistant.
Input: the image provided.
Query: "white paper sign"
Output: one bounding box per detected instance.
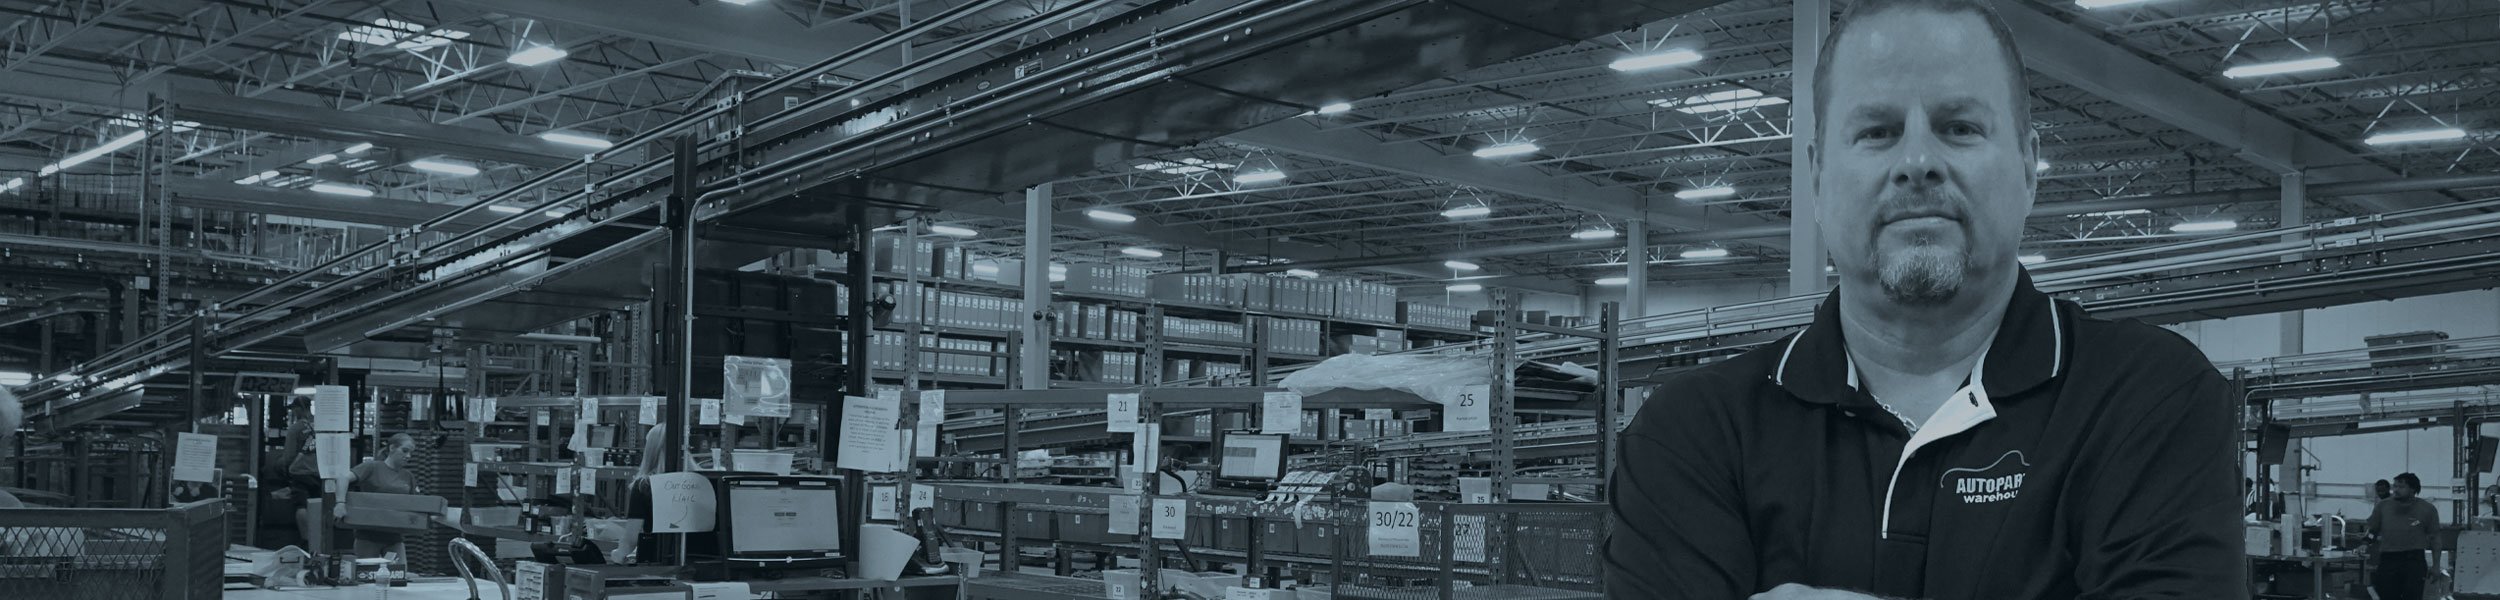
[909,484,935,511]
[870,486,898,521]
[555,468,574,495]
[916,390,945,457]
[1261,391,1302,434]
[1131,423,1160,473]
[313,385,351,432]
[464,463,479,487]
[699,398,721,425]
[571,398,597,453]
[576,468,597,497]
[172,432,217,483]
[1367,501,1421,557]
[1107,577,1134,600]
[1446,384,1492,433]
[481,398,498,423]
[649,472,717,533]
[1364,408,1394,421]
[1459,477,1495,504]
[535,410,551,427]
[639,397,661,426]
[314,433,350,480]
[1151,498,1187,540]
[1108,494,1140,535]
[837,395,903,472]
[1106,393,1140,433]
[1454,515,1488,563]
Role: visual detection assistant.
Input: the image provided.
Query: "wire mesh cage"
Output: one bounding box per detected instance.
[0,499,226,600]
[1326,502,1605,600]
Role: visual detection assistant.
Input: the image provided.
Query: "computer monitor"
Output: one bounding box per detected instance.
[714,475,844,570]
[1216,430,1288,481]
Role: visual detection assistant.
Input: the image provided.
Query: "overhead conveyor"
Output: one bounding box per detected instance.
[15,0,1722,431]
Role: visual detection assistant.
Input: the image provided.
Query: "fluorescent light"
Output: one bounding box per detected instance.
[972,263,1000,277]
[928,225,979,238]
[1233,170,1287,184]
[408,158,481,176]
[538,131,615,149]
[2083,209,2151,218]
[2223,57,2341,79]
[2076,0,2158,7]
[1133,157,1235,176]
[41,130,148,176]
[1120,247,1164,258]
[1085,209,1136,223]
[1609,49,1704,72]
[343,142,374,155]
[1681,248,1730,259]
[1443,260,1480,272]
[1595,276,1630,286]
[543,210,567,218]
[1285,269,1321,278]
[1571,228,1620,240]
[1446,283,1484,293]
[1472,142,1540,158]
[292,386,318,395]
[0,371,29,386]
[719,0,762,4]
[2171,220,2239,233]
[2036,160,2051,172]
[2019,254,2048,265]
[1440,205,1492,218]
[1317,102,1354,115]
[2,178,23,192]
[2365,128,2468,146]
[306,153,338,165]
[506,45,569,67]
[308,182,374,197]
[1675,186,1736,200]
[487,205,524,214]
[338,17,469,50]
[1649,89,1788,114]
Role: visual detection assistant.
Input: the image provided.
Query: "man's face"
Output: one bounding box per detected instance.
[2395,482,2417,500]
[1815,10,2036,306]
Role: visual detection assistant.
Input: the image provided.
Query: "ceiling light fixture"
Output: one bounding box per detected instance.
[2083,208,2152,218]
[1316,102,1354,115]
[41,130,148,176]
[488,205,525,214]
[719,0,764,4]
[1680,248,1730,259]
[1233,170,1287,185]
[1674,186,1736,200]
[2075,0,2160,8]
[2364,128,2468,146]
[306,153,339,165]
[1285,269,1321,278]
[338,17,469,50]
[408,158,481,176]
[1084,209,1136,223]
[2036,160,2050,172]
[1442,260,1481,272]
[1446,283,1485,293]
[1440,205,1493,218]
[928,224,979,238]
[543,210,567,218]
[1120,247,1165,259]
[1649,89,1788,114]
[343,142,374,155]
[506,45,570,67]
[2019,254,2048,265]
[1609,49,1704,72]
[1571,228,1620,240]
[308,182,375,197]
[1595,276,1630,286]
[538,131,615,149]
[2222,57,2340,79]
[1472,142,1540,158]
[2171,220,2239,233]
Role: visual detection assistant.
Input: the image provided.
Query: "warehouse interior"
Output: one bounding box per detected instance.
[0,0,2495,598]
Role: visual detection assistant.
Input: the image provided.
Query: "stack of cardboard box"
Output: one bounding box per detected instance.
[1262,319,1323,356]
[1161,317,1246,344]
[1398,301,1472,331]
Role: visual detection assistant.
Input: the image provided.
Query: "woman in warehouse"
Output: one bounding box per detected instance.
[332,433,420,566]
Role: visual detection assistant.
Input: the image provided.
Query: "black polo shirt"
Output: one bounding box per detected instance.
[1604,271,2245,599]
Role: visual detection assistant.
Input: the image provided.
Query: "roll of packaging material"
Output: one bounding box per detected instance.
[858,524,921,581]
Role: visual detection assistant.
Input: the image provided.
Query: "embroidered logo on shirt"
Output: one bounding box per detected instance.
[1941,450,2030,504]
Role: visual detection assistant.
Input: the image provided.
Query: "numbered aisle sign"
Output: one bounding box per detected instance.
[1445,384,1492,432]
[1367,501,1421,557]
[698,398,721,425]
[639,397,661,426]
[909,484,935,511]
[1261,391,1302,434]
[1106,393,1140,433]
[870,486,897,521]
[1453,515,1488,563]
[1151,498,1188,540]
[1108,494,1140,535]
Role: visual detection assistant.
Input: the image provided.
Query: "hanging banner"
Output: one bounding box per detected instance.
[1445,384,1492,433]
[1366,501,1421,557]
[1151,498,1187,540]
[1106,393,1140,433]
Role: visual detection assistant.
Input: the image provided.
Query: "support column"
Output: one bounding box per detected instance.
[1626,219,1649,319]
[2280,438,2305,551]
[659,135,699,565]
[1021,184,1054,390]
[1787,0,1828,298]
[841,199,872,563]
[2278,172,2305,357]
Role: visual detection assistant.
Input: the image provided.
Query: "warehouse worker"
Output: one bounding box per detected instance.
[2368,472,2440,600]
[334,433,419,566]
[0,385,20,508]
[1603,1,2241,599]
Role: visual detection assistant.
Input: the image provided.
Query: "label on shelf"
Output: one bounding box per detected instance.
[1454,515,1488,563]
[1367,501,1421,557]
[576,468,596,497]
[699,398,721,425]
[1260,392,1302,435]
[1459,477,1495,504]
[1151,498,1187,540]
[1445,384,1492,433]
[1109,494,1140,535]
[1106,393,1140,433]
[917,390,945,457]
[313,385,351,432]
[463,464,479,487]
[555,468,574,496]
[639,397,661,426]
[909,484,934,511]
[870,485,897,521]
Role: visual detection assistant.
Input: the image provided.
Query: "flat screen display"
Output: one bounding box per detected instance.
[1219,433,1287,480]
[727,485,841,554]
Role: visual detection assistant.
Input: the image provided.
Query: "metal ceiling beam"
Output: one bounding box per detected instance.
[167,179,505,230]
[1999,3,2415,212]
[441,0,898,78]
[167,82,578,169]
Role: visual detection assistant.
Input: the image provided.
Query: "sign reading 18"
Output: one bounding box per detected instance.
[1373,510,1417,528]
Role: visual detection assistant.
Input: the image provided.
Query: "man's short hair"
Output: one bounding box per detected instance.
[2396,472,2423,492]
[1811,0,2032,139]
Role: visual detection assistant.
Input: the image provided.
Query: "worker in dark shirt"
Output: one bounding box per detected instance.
[0,385,20,508]
[2368,473,2440,600]
[1602,1,2243,598]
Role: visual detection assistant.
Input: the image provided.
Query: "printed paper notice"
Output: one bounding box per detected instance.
[313,385,351,432]
[1459,477,1494,504]
[555,468,574,495]
[870,485,897,521]
[699,398,721,425]
[837,395,902,472]
[909,484,934,511]
[1151,498,1187,540]
[1367,501,1421,557]
[649,472,717,533]
[172,432,217,483]
[1105,393,1140,433]
[1445,384,1492,433]
[1108,494,1140,535]
[314,433,351,480]
[576,468,597,497]
[917,390,945,457]
[1131,423,1160,473]
[1260,391,1301,434]
[464,463,479,487]
[1453,514,1488,563]
[639,397,661,426]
